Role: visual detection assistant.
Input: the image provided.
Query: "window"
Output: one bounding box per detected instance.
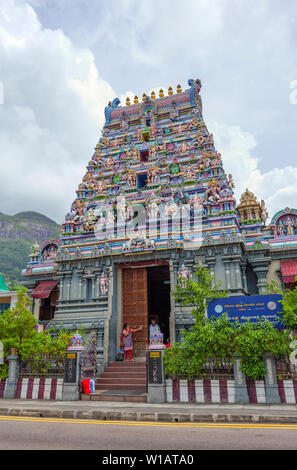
[137,173,148,189]
[140,150,149,162]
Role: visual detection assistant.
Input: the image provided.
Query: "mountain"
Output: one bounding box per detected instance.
[0,211,61,286]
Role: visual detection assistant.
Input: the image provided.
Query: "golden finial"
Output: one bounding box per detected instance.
[177,84,182,93]
[142,93,147,102]
[151,91,156,100]
[134,95,138,104]
[159,89,164,98]
[168,86,173,96]
[126,97,131,106]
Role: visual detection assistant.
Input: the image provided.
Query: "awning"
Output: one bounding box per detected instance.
[31,281,57,299]
[280,260,297,284]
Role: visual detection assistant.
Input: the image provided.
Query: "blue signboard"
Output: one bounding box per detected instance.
[207,294,284,329]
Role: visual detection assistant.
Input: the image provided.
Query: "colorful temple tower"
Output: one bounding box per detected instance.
[22,78,297,373]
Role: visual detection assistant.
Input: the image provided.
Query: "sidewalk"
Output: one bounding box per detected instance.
[1,399,297,424]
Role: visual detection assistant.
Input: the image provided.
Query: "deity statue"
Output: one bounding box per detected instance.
[105,156,114,168]
[164,197,178,217]
[132,146,140,161]
[120,116,129,131]
[83,208,98,231]
[195,130,206,147]
[228,174,235,189]
[182,165,196,180]
[126,170,136,186]
[191,193,203,208]
[147,196,159,219]
[285,216,294,236]
[277,221,285,236]
[149,319,164,347]
[148,165,159,183]
[136,128,142,142]
[176,123,184,135]
[205,179,221,203]
[31,241,40,255]
[179,141,189,155]
[178,264,191,287]
[170,102,179,121]
[97,180,107,195]
[98,272,109,295]
[189,116,199,129]
[149,144,158,160]
[149,124,158,140]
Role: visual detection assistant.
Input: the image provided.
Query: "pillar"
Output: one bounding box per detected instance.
[233,355,249,403]
[4,354,19,399]
[263,353,281,404]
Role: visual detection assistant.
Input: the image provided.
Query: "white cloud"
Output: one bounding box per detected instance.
[0,0,116,223]
[209,121,297,220]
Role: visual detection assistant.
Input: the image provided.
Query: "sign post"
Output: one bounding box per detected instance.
[62,333,84,401]
[147,349,166,403]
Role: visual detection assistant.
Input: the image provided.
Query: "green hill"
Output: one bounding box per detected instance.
[0,211,61,287]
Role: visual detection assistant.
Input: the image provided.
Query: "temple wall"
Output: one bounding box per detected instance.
[267,259,281,284]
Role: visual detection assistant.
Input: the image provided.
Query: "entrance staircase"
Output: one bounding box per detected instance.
[81,359,147,403]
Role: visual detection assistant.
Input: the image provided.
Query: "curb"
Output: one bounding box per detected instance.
[1,408,297,424]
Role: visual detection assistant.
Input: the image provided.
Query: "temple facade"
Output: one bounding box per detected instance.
[22,79,297,374]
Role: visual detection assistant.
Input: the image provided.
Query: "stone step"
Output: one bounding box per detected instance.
[96,383,146,391]
[104,367,146,374]
[99,372,147,379]
[98,377,147,385]
[108,362,147,368]
[82,391,147,403]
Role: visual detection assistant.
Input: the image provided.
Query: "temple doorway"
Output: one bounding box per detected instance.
[121,263,171,357]
[147,265,171,346]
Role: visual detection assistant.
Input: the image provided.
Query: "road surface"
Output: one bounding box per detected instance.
[1,415,297,450]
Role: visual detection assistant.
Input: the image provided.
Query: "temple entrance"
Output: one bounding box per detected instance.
[147,265,171,346]
[121,263,171,357]
[122,267,148,357]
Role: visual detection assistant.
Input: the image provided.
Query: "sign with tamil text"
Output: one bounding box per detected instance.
[208,294,284,329]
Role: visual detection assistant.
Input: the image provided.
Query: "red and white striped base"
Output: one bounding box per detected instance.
[277,380,297,404]
[166,378,297,404]
[166,379,236,403]
[0,378,63,400]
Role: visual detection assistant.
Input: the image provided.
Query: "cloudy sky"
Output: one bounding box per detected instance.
[0,0,297,223]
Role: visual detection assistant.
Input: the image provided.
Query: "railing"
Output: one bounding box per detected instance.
[275,357,297,380]
[195,357,235,380]
[19,357,64,378]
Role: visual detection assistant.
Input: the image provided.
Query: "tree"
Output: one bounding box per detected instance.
[174,263,226,324]
[0,287,75,362]
[164,264,292,380]
[0,286,37,353]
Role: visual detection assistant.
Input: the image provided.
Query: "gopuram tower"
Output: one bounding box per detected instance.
[23,79,257,373]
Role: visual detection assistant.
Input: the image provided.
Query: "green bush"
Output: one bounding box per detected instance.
[164,265,293,380]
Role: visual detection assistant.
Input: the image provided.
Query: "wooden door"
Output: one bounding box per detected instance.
[122,267,148,356]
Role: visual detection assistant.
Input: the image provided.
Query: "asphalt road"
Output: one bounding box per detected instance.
[1,416,297,451]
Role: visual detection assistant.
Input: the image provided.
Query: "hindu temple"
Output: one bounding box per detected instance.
[22,78,297,377]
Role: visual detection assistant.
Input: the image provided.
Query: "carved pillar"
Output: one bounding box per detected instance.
[223,260,231,291]
[235,260,243,290]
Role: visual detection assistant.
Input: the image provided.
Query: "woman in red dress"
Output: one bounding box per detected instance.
[121,322,143,361]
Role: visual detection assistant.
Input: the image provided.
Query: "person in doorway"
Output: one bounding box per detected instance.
[121,322,143,361]
[149,318,164,345]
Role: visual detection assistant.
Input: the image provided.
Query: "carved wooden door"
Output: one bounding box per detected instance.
[122,267,148,357]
